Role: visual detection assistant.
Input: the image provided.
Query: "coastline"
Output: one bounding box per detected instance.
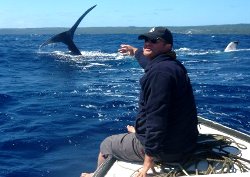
[0,24,250,35]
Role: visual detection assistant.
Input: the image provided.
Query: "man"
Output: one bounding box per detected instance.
[81,27,198,177]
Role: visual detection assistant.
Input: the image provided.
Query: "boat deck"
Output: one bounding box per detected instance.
[97,117,250,177]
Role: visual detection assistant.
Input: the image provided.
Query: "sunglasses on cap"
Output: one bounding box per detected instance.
[144,37,165,44]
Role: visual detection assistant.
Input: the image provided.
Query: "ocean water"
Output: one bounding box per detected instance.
[0,33,249,177]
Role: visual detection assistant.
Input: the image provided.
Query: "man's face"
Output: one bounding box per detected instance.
[143,38,171,59]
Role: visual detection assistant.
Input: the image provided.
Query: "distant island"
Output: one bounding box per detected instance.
[1,24,250,35]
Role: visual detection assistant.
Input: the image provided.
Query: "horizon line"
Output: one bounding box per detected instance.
[0,23,250,29]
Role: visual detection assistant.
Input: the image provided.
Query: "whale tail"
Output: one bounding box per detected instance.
[40,5,97,55]
[224,41,239,52]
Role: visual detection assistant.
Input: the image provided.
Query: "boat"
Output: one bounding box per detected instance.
[92,116,250,177]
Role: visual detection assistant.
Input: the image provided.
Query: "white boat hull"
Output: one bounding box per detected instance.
[93,117,250,177]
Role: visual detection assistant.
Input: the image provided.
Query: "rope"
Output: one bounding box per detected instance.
[153,133,250,176]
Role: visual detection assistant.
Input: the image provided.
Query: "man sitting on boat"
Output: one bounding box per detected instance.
[81,27,199,177]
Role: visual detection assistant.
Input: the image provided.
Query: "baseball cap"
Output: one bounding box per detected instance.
[138,27,173,45]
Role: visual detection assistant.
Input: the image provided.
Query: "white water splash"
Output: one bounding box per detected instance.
[175,47,221,56]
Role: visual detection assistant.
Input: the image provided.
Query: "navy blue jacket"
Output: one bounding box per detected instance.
[135,53,198,159]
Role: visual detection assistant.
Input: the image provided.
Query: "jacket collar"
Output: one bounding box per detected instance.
[145,51,176,72]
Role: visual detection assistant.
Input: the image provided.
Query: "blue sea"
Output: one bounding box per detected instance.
[0,32,250,177]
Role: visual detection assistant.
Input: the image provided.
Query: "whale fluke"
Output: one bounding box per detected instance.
[40,5,97,55]
[224,41,239,52]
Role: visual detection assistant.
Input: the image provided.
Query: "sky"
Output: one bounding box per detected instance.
[0,0,250,28]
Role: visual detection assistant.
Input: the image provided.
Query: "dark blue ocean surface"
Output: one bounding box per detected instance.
[0,33,249,177]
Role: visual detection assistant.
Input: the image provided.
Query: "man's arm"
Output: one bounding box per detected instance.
[118,44,138,56]
[118,44,148,69]
[135,154,154,177]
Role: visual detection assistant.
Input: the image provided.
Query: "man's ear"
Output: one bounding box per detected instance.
[165,43,172,50]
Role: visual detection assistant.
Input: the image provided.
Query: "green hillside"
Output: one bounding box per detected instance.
[0,24,250,35]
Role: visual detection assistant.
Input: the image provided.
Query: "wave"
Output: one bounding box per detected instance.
[175,47,221,56]
[38,50,126,60]
[176,47,250,56]
[224,48,250,52]
[38,49,123,59]
[38,46,250,62]
[37,50,129,70]
[38,48,221,62]
[37,47,250,71]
